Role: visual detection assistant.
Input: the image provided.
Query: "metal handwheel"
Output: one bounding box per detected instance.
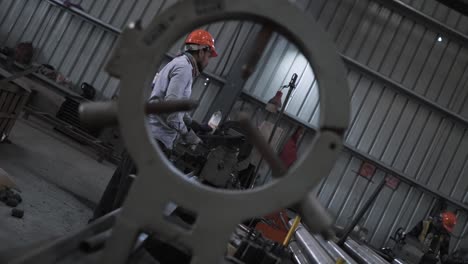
[102,0,350,263]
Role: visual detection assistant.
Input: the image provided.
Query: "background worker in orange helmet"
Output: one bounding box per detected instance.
[407,211,457,264]
[92,29,218,221]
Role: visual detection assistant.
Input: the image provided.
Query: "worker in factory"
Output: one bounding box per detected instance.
[91,29,218,221]
[407,211,457,264]
[147,28,217,154]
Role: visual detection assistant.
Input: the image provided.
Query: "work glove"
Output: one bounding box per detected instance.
[182,129,202,146]
[199,123,213,133]
[189,120,213,134]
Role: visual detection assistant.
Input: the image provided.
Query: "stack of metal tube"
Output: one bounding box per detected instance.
[289,222,357,264]
[314,235,357,264]
[292,224,333,263]
[289,221,393,264]
[343,239,390,264]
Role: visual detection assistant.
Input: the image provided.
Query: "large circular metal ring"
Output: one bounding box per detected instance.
[103,0,350,263]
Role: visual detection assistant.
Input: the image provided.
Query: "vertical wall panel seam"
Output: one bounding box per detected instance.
[39,9,64,62]
[413,118,445,181]
[450,148,468,198]
[340,1,369,52]
[332,0,358,42]
[324,157,354,209]
[0,0,15,27]
[434,45,462,104]
[401,108,430,170]
[259,42,291,99]
[377,97,410,160]
[447,62,468,112]
[354,85,385,147]
[420,40,450,96]
[13,0,42,45]
[346,3,382,57]
[343,80,373,141]
[1,0,27,47]
[44,13,73,63]
[435,128,467,191]
[421,121,453,185]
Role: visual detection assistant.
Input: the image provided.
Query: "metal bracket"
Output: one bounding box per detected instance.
[100,0,350,263]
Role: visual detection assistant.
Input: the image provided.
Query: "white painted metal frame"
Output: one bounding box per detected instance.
[101,0,349,263]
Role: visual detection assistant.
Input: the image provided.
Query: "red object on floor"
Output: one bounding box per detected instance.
[255,210,290,243]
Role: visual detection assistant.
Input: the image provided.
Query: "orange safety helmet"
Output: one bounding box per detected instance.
[441,211,457,232]
[185,29,218,57]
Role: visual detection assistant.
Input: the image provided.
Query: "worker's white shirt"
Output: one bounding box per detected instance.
[147,54,196,149]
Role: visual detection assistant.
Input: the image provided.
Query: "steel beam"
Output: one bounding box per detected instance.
[375,0,468,47]
[46,0,121,35]
[294,223,334,263]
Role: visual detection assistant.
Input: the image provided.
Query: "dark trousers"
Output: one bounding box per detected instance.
[92,141,170,220]
[91,141,191,263]
[419,253,439,264]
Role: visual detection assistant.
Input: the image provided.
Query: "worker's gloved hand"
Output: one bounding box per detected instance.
[421,253,439,264]
[199,123,213,133]
[182,129,202,146]
[189,121,213,134]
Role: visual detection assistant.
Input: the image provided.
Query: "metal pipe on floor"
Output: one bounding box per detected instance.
[313,235,357,264]
[288,241,310,264]
[344,239,389,264]
[294,224,333,264]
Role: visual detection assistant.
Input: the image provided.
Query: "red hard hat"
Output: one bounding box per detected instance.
[185,29,218,57]
[441,211,457,232]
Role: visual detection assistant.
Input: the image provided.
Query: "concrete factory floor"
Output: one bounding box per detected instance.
[0,118,114,251]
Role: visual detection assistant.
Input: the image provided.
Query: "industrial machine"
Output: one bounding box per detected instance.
[172,121,254,189]
[2,0,353,263]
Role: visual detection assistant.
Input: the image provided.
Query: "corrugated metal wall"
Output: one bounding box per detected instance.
[240,0,468,252]
[2,0,468,254]
[0,0,257,120]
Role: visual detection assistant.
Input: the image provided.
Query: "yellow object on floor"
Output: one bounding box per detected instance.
[282,215,301,246]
